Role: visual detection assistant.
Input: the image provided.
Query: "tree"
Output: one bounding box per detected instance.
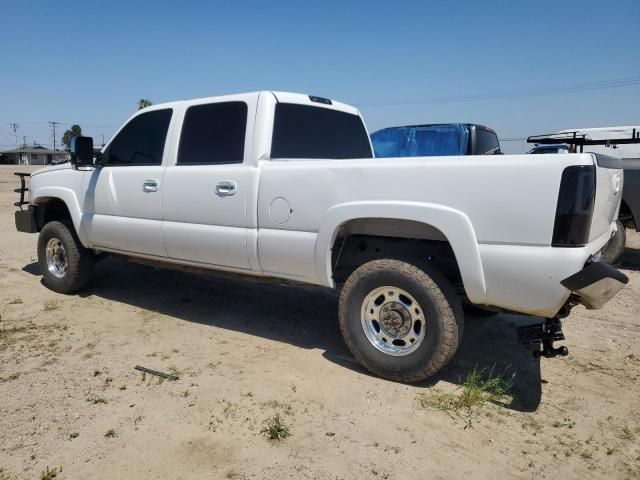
[137,98,153,110]
[61,124,82,150]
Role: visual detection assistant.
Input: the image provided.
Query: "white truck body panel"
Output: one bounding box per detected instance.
[26,91,624,318]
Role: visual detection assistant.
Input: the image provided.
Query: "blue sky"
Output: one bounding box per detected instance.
[1,0,639,153]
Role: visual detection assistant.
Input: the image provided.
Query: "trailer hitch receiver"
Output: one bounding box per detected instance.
[517,318,569,359]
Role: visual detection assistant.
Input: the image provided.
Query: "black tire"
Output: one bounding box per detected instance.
[600,220,626,265]
[37,221,94,294]
[338,259,463,383]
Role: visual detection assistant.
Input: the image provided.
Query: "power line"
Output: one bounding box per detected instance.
[0,121,118,128]
[0,126,15,143]
[355,75,640,107]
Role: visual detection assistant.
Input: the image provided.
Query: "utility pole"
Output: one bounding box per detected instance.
[102,134,105,146]
[22,135,27,148]
[9,123,19,147]
[48,121,60,150]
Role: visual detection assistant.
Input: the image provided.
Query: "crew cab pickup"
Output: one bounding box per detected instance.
[14,92,628,382]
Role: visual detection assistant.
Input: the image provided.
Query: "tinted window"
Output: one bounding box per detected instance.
[271,103,372,159]
[106,109,172,166]
[178,102,247,165]
[475,129,500,155]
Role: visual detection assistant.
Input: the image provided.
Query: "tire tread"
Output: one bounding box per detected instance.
[38,221,93,293]
[338,259,462,383]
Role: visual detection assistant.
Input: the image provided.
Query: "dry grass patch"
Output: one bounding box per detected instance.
[86,394,107,404]
[0,324,35,351]
[43,300,59,311]
[418,367,513,428]
[521,416,544,435]
[39,466,60,480]
[619,425,635,441]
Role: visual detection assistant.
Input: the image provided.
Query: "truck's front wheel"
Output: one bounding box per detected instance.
[37,221,94,294]
[338,259,463,383]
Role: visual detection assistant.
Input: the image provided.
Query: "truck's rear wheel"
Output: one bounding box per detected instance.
[37,221,94,293]
[338,259,463,383]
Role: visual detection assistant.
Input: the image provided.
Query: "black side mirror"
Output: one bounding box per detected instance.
[70,136,94,168]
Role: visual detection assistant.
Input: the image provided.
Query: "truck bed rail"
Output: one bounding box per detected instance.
[527,129,640,153]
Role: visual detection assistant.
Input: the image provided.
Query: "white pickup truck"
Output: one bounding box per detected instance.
[14,91,628,382]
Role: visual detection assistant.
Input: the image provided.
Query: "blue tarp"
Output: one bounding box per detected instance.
[371,124,469,158]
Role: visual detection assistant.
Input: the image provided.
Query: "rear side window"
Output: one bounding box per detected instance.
[475,129,501,155]
[106,109,172,166]
[271,103,372,159]
[178,102,247,165]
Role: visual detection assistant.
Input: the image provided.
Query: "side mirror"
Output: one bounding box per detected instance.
[70,136,94,168]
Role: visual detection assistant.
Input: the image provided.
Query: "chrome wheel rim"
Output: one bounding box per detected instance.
[360,286,425,356]
[46,237,67,279]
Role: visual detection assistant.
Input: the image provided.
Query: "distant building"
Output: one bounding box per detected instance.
[0,145,67,165]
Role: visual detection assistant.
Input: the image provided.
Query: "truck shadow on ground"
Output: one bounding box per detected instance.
[24,256,544,412]
[618,245,640,271]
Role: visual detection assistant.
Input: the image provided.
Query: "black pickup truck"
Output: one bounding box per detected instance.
[371,123,501,158]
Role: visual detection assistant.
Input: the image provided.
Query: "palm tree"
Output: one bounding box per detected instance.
[137,98,153,110]
[61,124,82,150]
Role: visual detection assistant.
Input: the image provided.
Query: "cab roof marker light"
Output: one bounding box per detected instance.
[309,95,332,105]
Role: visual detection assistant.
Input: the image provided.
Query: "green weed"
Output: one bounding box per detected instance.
[260,413,291,441]
[417,366,513,428]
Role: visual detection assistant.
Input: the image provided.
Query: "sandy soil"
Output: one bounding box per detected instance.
[1,165,639,479]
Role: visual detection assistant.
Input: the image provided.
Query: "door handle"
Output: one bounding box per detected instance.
[215,181,237,196]
[142,179,159,192]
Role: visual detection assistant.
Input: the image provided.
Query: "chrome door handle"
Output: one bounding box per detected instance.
[142,179,159,192]
[215,181,237,196]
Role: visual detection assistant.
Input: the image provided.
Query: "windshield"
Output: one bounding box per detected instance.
[371,124,469,158]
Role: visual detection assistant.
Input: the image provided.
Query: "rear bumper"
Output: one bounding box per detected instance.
[477,226,623,317]
[15,207,38,233]
[561,260,628,309]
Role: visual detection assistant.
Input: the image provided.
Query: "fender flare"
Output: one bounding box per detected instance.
[31,186,91,247]
[314,201,486,303]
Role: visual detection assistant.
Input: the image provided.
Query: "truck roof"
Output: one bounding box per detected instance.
[373,123,495,134]
[138,91,361,116]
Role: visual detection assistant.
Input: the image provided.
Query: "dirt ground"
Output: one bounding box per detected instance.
[1,165,639,480]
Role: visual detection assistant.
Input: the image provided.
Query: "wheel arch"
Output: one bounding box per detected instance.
[31,187,89,246]
[314,201,486,303]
